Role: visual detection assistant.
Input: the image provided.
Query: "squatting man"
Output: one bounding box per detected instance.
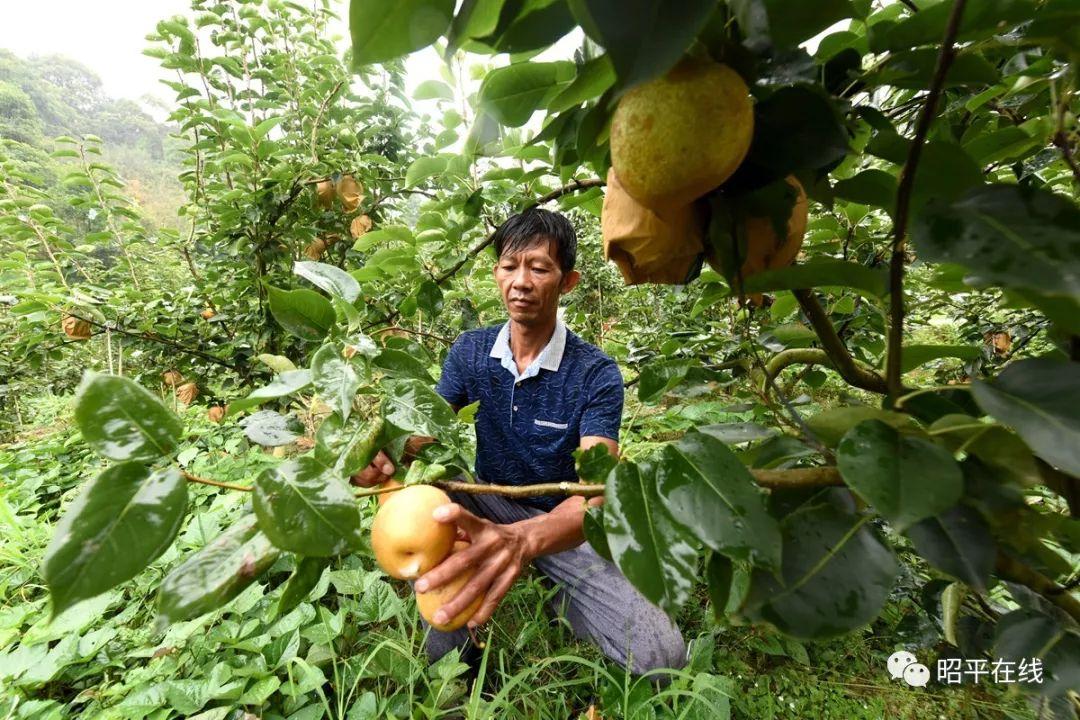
[352,208,687,675]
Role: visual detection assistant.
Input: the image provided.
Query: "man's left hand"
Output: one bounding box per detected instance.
[414,503,534,629]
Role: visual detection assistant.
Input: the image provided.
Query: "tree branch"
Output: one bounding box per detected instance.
[886,0,969,398]
[525,177,605,208]
[63,311,242,372]
[182,470,253,492]
[793,290,889,394]
[996,552,1080,624]
[765,348,832,384]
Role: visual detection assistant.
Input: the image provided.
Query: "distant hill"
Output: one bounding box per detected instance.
[0,49,184,228]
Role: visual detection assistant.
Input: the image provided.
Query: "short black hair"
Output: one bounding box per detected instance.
[490,208,577,274]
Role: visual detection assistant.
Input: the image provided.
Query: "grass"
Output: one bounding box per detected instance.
[0,394,1040,720]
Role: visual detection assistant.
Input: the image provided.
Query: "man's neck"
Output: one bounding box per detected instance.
[508,317,557,374]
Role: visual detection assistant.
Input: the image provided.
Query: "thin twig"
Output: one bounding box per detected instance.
[794,290,889,394]
[996,552,1080,624]
[182,470,253,492]
[885,0,969,398]
[374,326,454,345]
[61,310,242,371]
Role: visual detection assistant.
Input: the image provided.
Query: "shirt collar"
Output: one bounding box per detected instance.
[489,320,567,379]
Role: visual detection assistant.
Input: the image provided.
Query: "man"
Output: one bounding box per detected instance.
[352,208,686,675]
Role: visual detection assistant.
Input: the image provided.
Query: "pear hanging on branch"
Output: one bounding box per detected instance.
[175,382,199,405]
[61,315,91,340]
[162,370,184,387]
[336,174,364,213]
[350,214,373,238]
[314,179,335,210]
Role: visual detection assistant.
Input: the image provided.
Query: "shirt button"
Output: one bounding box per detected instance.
[513,405,518,411]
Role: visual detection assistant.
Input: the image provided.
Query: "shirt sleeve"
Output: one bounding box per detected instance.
[579,359,624,441]
[435,337,470,408]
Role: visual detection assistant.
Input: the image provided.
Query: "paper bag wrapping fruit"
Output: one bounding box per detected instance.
[601,169,706,285]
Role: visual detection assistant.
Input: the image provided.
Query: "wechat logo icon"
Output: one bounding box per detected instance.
[888,651,930,687]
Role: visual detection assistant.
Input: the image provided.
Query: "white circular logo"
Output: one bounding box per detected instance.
[903,662,930,688]
[887,650,918,680]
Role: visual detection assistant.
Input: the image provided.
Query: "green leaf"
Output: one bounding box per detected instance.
[971,359,1080,477]
[238,411,301,448]
[311,344,362,422]
[807,406,914,448]
[930,415,1041,487]
[156,516,280,624]
[837,420,963,531]
[603,462,698,615]
[381,378,458,439]
[256,354,298,374]
[657,430,781,569]
[349,0,454,65]
[732,0,854,51]
[267,286,334,342]
[912,184,1080,300]
[568,0,716,90]
[899,344,981,373]
[910,142,983,213]
[278,557,331,616]
[905,505,994,592]
[293,261,360,304]
[447,0,506,52]
[872,48,998,88]
[737,85,849,180]
[43,464,187,616]
[413,79,455,101]
[227,370,313,417]
[372,348,435,383]
[994,608,1080,698]
[254,456,363,557]
[405,155,450,187]
[487,0,576,54]
[547,55,615,112]
[741,501,898,639]
[575,443,618,484]
[583,505,612,562]
[741,258,888,298]
[478,61,575,127]
[73,373,183,462]
[637,360,691,403]
[833,169,897,210]
[705,553,734,622]
[877,0,1034,52]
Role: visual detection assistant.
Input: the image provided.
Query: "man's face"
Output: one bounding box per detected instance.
[494,237,579,326]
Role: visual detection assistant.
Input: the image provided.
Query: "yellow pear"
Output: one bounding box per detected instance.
[415,541,485,632]
[610,57,754,213]
[371,485,455,580]
[708,175,808,305]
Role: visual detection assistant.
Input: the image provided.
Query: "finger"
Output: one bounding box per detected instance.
[434,550,510,626]
[349,468,382,488]
[415,544,483,592]
[431,503,489,538]
[455,527,470,542]
[467,565,519,627]
[373,450,395,476]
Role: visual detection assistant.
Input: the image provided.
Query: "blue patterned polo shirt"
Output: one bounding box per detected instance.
[435,321,624,511]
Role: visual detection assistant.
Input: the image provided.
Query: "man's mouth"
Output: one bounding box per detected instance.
[510,298,533,307]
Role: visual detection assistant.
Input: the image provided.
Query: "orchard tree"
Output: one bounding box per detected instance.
[36,0,1080,715]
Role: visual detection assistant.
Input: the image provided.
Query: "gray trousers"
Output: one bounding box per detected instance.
[424,491,688,676]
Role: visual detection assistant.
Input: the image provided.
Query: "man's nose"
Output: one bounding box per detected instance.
[511,267,533,288]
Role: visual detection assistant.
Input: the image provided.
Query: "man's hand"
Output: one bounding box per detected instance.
[349,450,395,488]
[414,503,534,629]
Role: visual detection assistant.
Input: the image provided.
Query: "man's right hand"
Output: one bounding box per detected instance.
[349,450,396,487]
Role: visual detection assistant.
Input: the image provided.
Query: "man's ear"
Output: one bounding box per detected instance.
[561,269,581,294]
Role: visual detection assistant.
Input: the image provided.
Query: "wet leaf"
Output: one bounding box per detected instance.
[311,343,362,422]
[742,502,898,639]
[349,0,454,65]
[706,553,734,622]
[293,261,360,304]
[657,430,781,569]
[994,607,1080,697]
[227,370,312,417]
[240,410,303,447]
[254,456,363,556]
[906,505,995,592]
[971,359,1080,478]
[267,285,334,342]
[156,517,279,624]
[603,461,698,616]
[73,373,183,462]
[582,505,612,562]
[837,420,963,531]
[372,348,435,383]
[44,463,187,616]
[278,557,331,616]
[381,378,457,439]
